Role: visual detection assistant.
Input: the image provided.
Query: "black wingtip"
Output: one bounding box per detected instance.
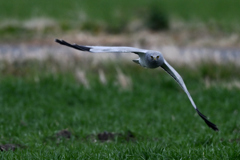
[196,109,219,131]
[55,39,69,46]
[55,39,64,43]
[55,39,61,43]
[55,39,91,52]
[55,39,65,45]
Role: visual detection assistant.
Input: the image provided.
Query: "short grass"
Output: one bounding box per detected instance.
[0,0,239,35]
[0,60,240,159]
[0,0,239,23]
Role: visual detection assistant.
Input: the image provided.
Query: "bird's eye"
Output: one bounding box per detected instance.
[157,56,159,59]
[150,56,153,59]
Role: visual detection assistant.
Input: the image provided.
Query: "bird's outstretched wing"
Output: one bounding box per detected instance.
[55,39,148,54]
[161,59,219,131]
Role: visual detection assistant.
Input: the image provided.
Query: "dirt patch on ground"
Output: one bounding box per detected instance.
[0,144,26,152]
[97,131,136,142]
[41,129,136,146]
[84,130,136,143]
[55,129,72,139]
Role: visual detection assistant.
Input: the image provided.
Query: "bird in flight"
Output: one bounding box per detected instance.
[55,39,219,131]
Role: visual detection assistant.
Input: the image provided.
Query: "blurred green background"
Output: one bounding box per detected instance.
[0,0,239,35]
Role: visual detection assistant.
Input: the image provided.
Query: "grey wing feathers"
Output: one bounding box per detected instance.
[161,59,219,131]
[161,60,196,109]
[55,39,148,54]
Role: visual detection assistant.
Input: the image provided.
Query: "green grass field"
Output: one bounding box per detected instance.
[0,60,240,159]
[0,0,239,23]
[0,0,240,159]
[0,0,240,35]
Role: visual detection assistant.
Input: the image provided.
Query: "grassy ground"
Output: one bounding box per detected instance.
[0,0,239,36]
[0,0,240,159]
[0,59,240,159]
[0,0,239,23]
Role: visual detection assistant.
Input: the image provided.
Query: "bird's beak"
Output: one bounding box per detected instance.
[153,57,157,60]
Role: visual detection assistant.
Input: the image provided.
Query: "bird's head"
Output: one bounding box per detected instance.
[143,51,164,68]
[147,52,164,66]
[150,55,160,61]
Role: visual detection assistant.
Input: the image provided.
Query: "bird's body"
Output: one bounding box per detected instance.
[55,39,219,131]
